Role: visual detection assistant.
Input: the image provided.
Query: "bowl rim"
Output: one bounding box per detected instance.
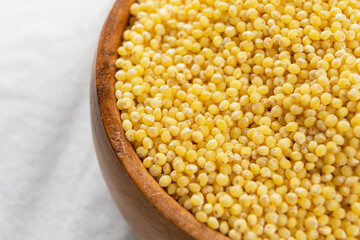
[94,0,228,239]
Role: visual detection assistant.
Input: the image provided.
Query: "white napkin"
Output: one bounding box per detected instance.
[0,0,137,239]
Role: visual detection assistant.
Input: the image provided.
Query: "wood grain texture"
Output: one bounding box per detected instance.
[90,0,229,239]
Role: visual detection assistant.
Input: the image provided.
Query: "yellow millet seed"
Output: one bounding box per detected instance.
[115,0,360,238]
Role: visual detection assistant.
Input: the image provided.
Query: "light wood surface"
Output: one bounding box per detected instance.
[90,0,229,239]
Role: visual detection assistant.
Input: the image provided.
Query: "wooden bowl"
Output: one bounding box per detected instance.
[90,1,228,239]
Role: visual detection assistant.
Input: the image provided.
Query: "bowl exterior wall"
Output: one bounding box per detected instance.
[91,70,194,240]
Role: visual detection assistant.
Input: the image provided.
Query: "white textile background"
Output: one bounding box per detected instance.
[0,0,138,239]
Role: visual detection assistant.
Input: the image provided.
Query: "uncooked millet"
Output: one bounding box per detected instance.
[115,0,360,239]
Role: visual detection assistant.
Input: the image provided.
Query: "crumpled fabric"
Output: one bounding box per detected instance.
[0,0,137,239]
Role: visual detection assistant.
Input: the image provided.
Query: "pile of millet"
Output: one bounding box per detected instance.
[114,0,360,239]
